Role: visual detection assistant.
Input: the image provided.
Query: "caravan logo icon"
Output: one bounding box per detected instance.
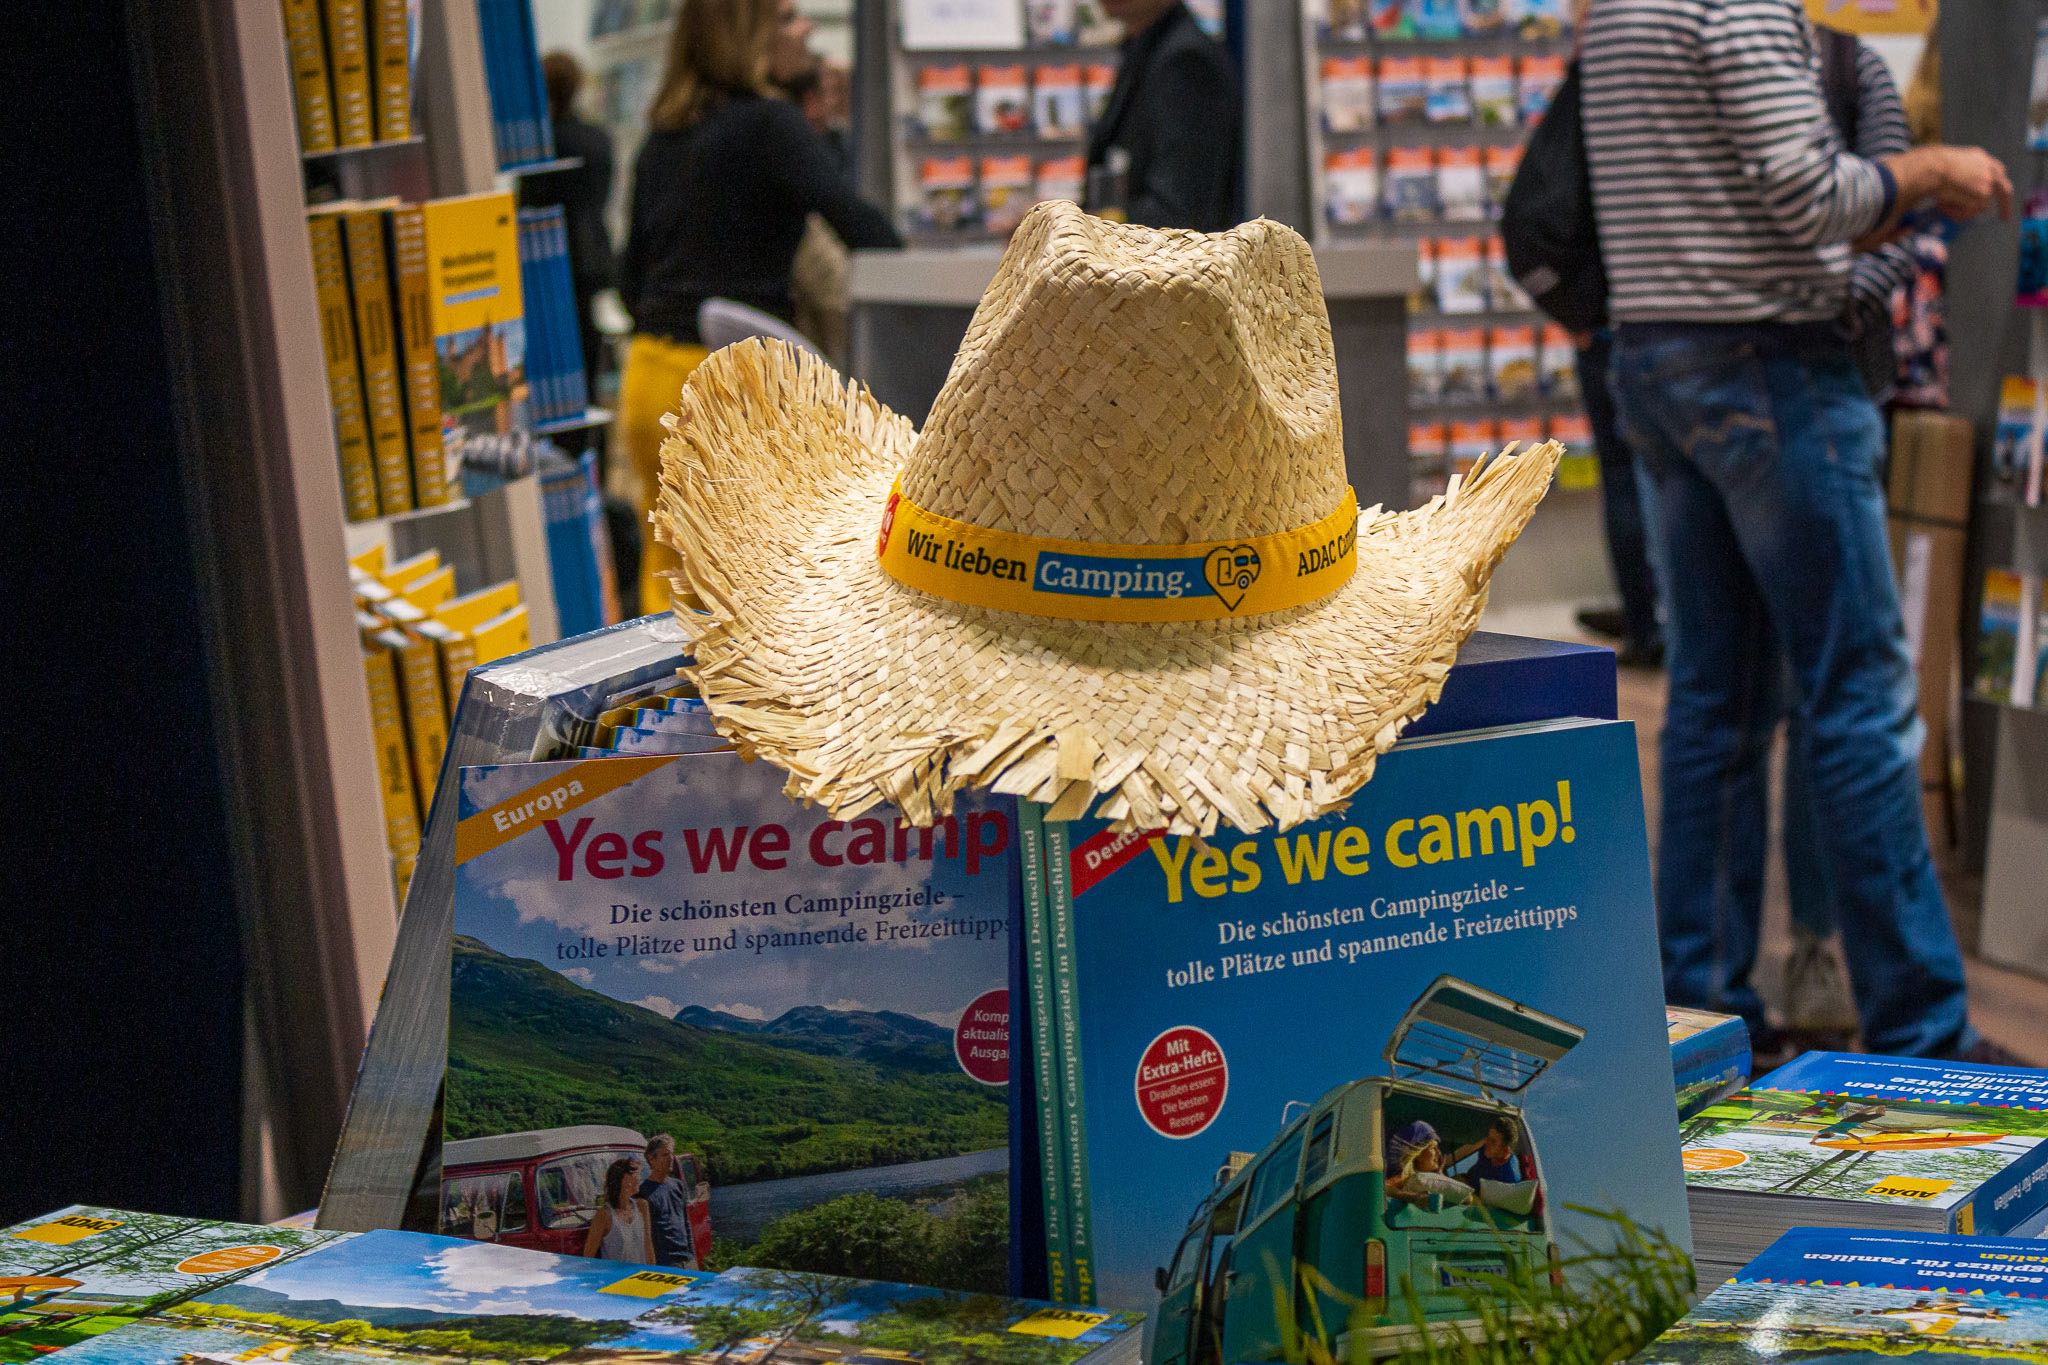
[1204,545,1261,611]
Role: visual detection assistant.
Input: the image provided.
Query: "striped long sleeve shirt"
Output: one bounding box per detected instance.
[1582,0,1897,324]
[1843,39,1919,398]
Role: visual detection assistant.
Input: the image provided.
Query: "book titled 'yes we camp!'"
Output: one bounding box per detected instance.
[1028,718,1692,1361]
[446,752,1019,1294]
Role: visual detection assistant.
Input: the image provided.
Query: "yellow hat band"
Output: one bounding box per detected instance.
[876,479,1358,622]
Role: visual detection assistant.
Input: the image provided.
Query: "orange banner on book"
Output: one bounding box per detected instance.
[455,755,677,866]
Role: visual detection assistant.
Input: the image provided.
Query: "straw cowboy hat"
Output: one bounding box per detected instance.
[654,201,1558,836]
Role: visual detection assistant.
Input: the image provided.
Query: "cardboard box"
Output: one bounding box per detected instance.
[1888,517,1967,790]
[1888,410,1974,525]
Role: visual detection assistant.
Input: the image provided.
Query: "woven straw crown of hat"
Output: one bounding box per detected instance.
[655,200,1560,836]
[907,207,1344,546]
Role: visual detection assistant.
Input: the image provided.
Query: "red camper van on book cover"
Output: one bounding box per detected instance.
[441,1125,712,1264]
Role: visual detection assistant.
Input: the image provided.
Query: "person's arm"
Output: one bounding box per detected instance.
[587,126,618,292]
[1125,45,1238,230]
[1843,39,1917,338]
[617,154,647,326]
[582,1206,609,1258]
[1698,3,1891,247]
[760,102,902,250]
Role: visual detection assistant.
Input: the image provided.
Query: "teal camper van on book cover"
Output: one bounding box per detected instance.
[446,752,1019,1292]
[1634,1227,2048,1365]
[1029,717,1691,1361]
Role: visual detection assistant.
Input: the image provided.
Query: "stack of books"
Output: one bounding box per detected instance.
[0,1205,1141,1365]
[279,0,413,155]
[1681,1052,2048,1289]
[307,191,526,522]
[350,543,530,893]
[1635,1226,2048,1361]
[476,0,555,168]
[514,205,590,428]
[1668,1006,1750,1121]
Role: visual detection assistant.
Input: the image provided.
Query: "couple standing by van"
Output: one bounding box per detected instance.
[582,1134,701,1266]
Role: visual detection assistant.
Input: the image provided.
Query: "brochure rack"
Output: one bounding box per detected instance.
[1299,5,1594,508]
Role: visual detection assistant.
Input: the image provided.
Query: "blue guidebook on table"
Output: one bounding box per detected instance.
[445,750,1020,1295]
[1030,716,1692,1359]
[1683,1053,2048,1238]
[1633,1227,2048,1365]
[1669,1006,1751,1121]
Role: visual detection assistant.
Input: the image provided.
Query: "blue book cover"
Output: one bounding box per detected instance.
[477,0,518,167]
[517,0,555,164]
[445,751,1020,1293]
[1637,1227,2048,1365]
[1041,717,1691,1353]
[1682,1053,2048,1235]
[55,1226,1139,1365]
[1668,1006,1750,1121]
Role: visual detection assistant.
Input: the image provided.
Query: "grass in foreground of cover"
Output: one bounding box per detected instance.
[1274,1208,1697,1365]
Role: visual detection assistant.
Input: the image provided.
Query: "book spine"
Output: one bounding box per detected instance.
[342,209,417,514]
[370,0,413,140]
[438,630,480,709]
[1018,801,1073,1304]
[363,647,424,865]
[476,0,512,165]
[306,214,381,522]
[395,633,450,817]
[537,210,563,422]
[323,0,376,146]
[387,206,452,507]
[551,211,587,413]
[518,0,553,162]
[1044,819,1095,1305]
[280,0,338,154]
[518,212,552,424]
[1965,1130,2048,1236]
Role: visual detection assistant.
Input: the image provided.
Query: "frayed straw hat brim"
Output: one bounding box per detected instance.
[657,340,1559,837]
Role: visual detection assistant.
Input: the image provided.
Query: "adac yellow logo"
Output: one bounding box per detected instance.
[1204,544,1261,611]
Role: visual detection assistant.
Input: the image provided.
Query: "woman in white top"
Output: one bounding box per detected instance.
[582,1156,656,1262]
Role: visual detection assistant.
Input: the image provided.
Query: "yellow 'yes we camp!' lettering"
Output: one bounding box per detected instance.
[1149,781,1577,904]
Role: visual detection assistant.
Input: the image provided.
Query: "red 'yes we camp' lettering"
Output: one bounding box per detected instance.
[681,825,792,873]
[545,817,666,880]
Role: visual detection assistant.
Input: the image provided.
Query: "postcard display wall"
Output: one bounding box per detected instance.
[1303,0,1593,508]
[885,0,1222,244]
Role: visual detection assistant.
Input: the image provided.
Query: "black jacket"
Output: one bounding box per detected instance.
[620,93,899,343]
[1084,3,1241,232]
[517,111,615,297]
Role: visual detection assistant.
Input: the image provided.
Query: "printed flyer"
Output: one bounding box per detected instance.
[446,752,1019,1292]
[1037,718,1692,1362]
[1637,1227,2048,1365]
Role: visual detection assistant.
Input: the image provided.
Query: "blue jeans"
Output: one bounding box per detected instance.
[1579,331,1663,650]
[1609,322,1972,1058]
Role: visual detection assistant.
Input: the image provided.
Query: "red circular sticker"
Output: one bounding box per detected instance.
[1135,1026,1228,1139]
[954,988,1010,1085]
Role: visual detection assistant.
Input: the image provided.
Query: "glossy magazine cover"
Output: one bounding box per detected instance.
[1037,718,1691,1361]
[446,752,1018,1292]
[1680,1054,2048,1234]
[1635,1227,2048,1365]
[0,1207,341,1362]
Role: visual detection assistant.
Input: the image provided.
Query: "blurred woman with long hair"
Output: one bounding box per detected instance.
[617,0,899,613]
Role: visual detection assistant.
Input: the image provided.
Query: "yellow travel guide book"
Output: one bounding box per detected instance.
[305,212,379,521]
[348,542,387,577]
[378,625,448,817]
[322,0,376,146]
[370,0,413,141]
[362,644,423,864]
[343,205,415,514]
[280,0,336,153]
[420,193,526,439]
[468,605,531,668]
[379,549,441,593]
[431,580,524,703]
[398,564,457,611]
[387,205,453,507]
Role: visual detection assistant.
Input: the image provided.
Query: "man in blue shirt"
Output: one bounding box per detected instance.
[1455,1116,1522,1186]
[639,1134,698,1269]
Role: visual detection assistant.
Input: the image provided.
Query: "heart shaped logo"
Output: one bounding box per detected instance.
[1204,545,1261,612]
